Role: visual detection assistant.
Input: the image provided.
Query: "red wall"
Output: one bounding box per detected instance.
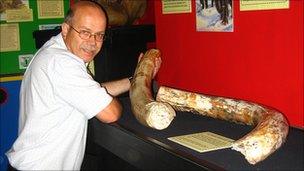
[154,0,303,127]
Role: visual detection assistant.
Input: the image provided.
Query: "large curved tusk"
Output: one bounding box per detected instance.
[129,49,176,130]
[156,86,289,164]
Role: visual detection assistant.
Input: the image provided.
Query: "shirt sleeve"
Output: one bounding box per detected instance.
[52,54,113,119]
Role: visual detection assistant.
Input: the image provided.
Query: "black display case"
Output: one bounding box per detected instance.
[93,25,155,86]
[88,97,304,170]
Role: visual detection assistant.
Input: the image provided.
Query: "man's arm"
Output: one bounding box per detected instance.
[100,52,161,96]
[95,78,131,123]
[95,77,130,123]
[101,77,131,96]
[95,52,161,123]
[95,98,122,123]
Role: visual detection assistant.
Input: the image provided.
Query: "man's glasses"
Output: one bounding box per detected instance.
[69,25,106,42]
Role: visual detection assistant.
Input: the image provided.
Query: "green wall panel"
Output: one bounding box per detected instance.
[0,0,70,75]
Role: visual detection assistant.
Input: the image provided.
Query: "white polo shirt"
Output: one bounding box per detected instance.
[6,33,113,170]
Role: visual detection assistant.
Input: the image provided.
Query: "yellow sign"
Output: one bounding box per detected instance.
[37,0,64,19]
[0,23,20,52]
[240,0,289,11]
[168,132,234,153]
[162,0,192,14]
[6,8,33,22]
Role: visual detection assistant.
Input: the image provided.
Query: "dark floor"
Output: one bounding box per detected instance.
[81,139,140,171]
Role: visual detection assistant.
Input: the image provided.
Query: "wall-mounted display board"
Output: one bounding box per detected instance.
[0,0,70,76]
[0,79,22,171]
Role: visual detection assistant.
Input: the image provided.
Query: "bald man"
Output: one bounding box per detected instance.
[6,1,160,170]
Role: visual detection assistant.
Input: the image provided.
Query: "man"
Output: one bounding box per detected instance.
[6,1,161,170]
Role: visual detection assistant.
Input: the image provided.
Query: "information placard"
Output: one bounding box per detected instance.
[168,132,234,153]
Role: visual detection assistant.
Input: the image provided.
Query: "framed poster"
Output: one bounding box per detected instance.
[240,0,289,11]
[0,23,20,52]
[196,0,233,32]
[0,0,29,21]
[162,0,192,14]
[37,0,64,19]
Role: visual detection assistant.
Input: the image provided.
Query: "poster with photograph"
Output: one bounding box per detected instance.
[0,0,29,21]
[196,0,233,32]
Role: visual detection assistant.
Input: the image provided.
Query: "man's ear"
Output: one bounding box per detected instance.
[61,23,69,38]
